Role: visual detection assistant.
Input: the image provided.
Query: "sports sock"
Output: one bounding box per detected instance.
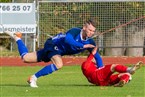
[16,39,28,58]
[109,74,120,85]
[114,64,127,73]
[35,64,58,78]
[15,37,21,41]
[31,75,37,81]
[120,74,130,83]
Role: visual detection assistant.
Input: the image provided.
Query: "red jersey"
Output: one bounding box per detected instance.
[81,54,114,86]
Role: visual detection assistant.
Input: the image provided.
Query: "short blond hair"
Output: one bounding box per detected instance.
[85,18,98,28]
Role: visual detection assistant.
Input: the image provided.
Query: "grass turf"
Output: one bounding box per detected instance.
[0,65,145,97]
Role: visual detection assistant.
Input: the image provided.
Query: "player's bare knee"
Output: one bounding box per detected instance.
[22,52,37,63]
[55,63,63,69]
[22,54,33,63]
[51,55,63,69]
[22,55,30,63]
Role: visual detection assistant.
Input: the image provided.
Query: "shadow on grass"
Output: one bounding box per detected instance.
[47,84,109,90]
[0,84,28,87]
[48,84,97,87]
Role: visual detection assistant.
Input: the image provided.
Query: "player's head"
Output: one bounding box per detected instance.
[82,18,98,38]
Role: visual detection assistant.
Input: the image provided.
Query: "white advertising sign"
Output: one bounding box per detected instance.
[0,3,36,33]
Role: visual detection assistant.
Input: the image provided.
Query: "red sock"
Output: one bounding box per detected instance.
[114,64,127,73]
[120,74,130,83]
[109,74,120,85]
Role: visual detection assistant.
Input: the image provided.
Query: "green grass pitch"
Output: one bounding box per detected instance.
[0,65,145,97]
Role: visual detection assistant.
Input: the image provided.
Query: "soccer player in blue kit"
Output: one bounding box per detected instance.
[5,18,104,88]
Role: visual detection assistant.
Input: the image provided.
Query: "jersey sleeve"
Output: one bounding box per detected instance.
[85,53,94,65]
[87,39,104,68]
[65,28,84,48]
[87,39,96,53]
[94,52,104,68]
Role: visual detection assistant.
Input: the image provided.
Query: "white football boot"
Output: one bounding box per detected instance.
[4,31,22,40]
[27,75,38,88]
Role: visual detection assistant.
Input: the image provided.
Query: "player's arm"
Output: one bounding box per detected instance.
[83,53,94,69]
[84,47,99,69]
[65,33,84,48]
[94,52,104,68]
[65,28,95,48]
[88,40,104,68]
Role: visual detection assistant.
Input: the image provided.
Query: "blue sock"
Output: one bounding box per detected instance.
[16,39,28,58]
[35,64,58,78]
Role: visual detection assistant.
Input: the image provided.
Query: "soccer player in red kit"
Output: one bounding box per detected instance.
[81,47,143,87]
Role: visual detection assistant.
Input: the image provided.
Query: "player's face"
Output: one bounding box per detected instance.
[83,24,96,38]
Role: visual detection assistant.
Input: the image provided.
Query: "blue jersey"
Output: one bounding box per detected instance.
[37,27,103,68]
[52,27,95,55]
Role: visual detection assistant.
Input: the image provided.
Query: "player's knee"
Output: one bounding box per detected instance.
[22,54,33,63]
[51,55,63,69]
[22,53,37,63]
[21,54,28,62]
[19,52,37,63]
[22,57,31,63]
[55,63,63,69]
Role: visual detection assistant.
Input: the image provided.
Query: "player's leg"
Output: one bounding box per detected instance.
[34,55,62,78]
[28,55,63,88]
[4,31,38,62]
[22,52,37,63]
[5,32,28,58]
[15,36,38,62]
[95,65,114,86]
[109,74,120,85]
[110,64,128,73]
[27,38,64,87]
[128,61,143,74]
[110,61,143,74]
[113,73,131,87]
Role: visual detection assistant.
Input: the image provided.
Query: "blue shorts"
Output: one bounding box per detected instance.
[37,38,61,62]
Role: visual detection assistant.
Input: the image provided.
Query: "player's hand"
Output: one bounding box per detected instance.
[83,44,95,49]
[92,46,98,55]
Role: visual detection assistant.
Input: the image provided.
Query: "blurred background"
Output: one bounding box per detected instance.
[0,0,145,56]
